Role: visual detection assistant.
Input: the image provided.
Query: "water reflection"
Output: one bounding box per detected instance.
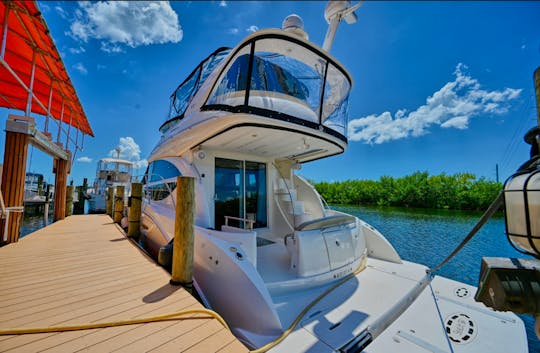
[20,208,54,238]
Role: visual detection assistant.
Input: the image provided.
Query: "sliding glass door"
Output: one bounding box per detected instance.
[215,158,267,230]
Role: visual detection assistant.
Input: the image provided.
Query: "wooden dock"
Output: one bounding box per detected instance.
[0,215,248,352]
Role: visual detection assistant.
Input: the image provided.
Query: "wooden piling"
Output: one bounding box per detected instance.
[44,184,50,222]
[73,178,88,215]
[127,182,142,238]
[53,158,69,221]
[106,187,114,217]
[114,185,124,224]
[0,131,29,244]
[65,185,74,217]
[171,176,195,288]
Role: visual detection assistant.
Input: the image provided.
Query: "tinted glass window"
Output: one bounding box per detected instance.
[169,69,200,119]
[144,160,182,202]
[146,182,177,202]
[149,160,181,182]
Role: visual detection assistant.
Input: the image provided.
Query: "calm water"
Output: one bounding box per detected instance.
[20,209,54,238]
[333,204,538,353]
[19,204,538,351]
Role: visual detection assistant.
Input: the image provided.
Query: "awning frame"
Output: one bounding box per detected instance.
[0,1,93,161]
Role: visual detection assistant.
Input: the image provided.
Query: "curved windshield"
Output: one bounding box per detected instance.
[206,36,351,138]
[162,48,231,133]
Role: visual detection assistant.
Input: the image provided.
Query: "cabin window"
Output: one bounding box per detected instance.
[321,64,350,136]
[162,48,231,133]
[204,36,351,139]
[144,160,182,202]
[214,158,267,230]
[206,45,252,107]
[169,68,200,120]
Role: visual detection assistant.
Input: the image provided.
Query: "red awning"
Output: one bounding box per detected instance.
[0,1,93,137]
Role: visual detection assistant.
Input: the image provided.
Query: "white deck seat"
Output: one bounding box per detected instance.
[284,214,362,277]
[296,214,356,231]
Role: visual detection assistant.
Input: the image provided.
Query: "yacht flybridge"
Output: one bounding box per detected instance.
[141,4,527,352]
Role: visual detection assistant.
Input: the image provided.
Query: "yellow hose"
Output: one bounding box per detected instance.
[251,255,367,353]
[0,308,229,335]
[0,256,367,353]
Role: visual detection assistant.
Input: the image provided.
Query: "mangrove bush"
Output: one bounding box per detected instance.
[313,171,502,210]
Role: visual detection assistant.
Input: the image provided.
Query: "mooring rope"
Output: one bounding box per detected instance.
[430,156,540,275]
[428,192,504,274]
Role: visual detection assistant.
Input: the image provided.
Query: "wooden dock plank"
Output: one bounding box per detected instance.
[150,320,224,353]
[218,340,253,353]
[0,215,248,353]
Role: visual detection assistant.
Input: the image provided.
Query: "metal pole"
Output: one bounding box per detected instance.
[322,16,341,52]
[0,3,9,59]
[45,80,54,133]
[65,109,72,149]
[25,49,37,116]
[57,100,64,143]
[0,57,78,145]
[0,58,49,115]
[534,68,540,127]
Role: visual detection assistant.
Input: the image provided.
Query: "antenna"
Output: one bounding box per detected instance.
[322,1,363,52]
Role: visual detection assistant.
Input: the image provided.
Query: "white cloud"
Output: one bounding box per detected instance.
[69,1,182,52]
[69,46,86,54]
[440,116,469,129]
[77,156,93,163]
[55,6,67,19]
[100,42,124,53]
[39,3,51,13]
[246,25,259,33]
[228,28,239,35]
[73,62,88,75]
[219,1,227,7]
[348,63,522,144]
[109,137,148,170]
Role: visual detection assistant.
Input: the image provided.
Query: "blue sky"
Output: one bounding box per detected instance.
[1,1,539,186]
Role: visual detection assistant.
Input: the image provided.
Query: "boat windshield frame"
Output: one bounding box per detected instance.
[160,47,232,133]
[201,32,352,142]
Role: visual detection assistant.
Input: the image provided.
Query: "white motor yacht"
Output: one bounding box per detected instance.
[87,157,133,213]
[140,5,528,352]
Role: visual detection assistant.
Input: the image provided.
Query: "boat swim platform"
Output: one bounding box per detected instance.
[0,214,248,353]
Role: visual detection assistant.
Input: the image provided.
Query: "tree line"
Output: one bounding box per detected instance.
[313,171,502,211]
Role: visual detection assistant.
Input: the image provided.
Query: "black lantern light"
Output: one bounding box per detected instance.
[503,150,540,258]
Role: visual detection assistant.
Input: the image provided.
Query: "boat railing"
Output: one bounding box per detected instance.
[224,215,255,230]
